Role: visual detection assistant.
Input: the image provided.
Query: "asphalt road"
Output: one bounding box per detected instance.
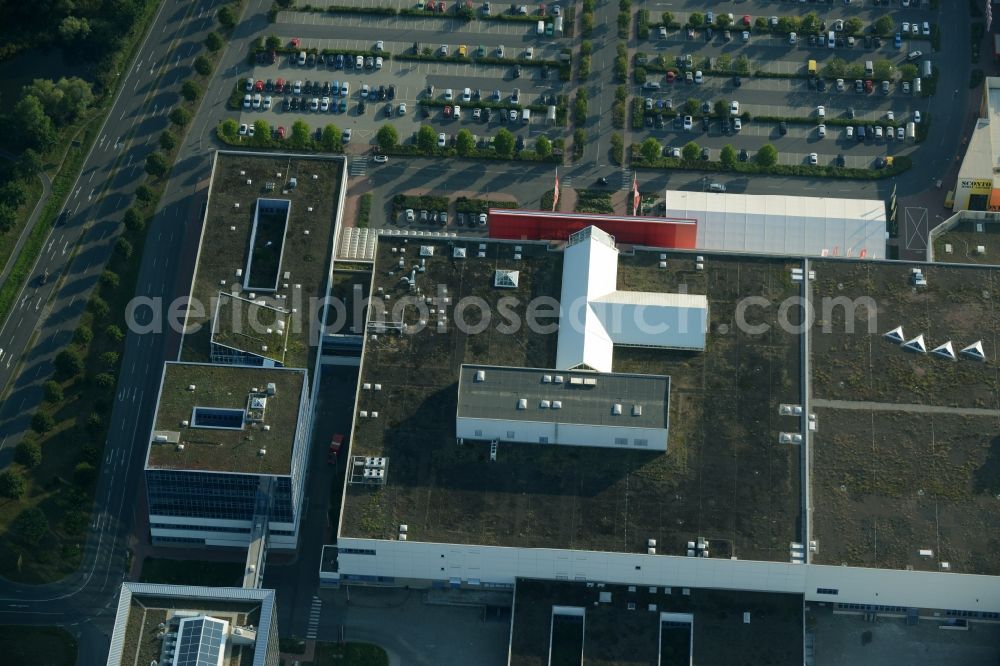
[0,0,263,662]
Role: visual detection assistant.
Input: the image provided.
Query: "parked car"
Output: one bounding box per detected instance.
[437,132,447,147]
[808,152,819,165]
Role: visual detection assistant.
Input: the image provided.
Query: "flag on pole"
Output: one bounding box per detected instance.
[631,173,640,216]
[552,168,560,211]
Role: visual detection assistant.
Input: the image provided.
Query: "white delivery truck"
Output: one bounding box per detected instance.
[906,121,916,140]
[521,108,531,123]
[555,16,564,34]
[537,20,545,36]
[546,105,557,123]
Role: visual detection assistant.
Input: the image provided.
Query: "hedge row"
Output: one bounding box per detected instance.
[633,153,913,180]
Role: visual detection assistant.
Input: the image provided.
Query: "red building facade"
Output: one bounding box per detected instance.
[487,209,698,249]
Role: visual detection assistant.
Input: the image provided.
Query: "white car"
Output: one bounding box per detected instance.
[397,103,407,115]
[238,123,249,135]
[309,97,319,111]
[293,80,302,94]
[789,32,797,44]
[683,115,693,130]
[897,126,905,140]
[462,87,472,102]
[440,44,449,56]
[245,78,254,92]
[525,47,534,59]
[552,5,560,15]
[730,100,739,116]
[320,97,330,111]
[453,105,461,119]
[875,126,883,139]
[252,94,261,109]
[902,21,910,33]
[846,125,854,138]
[816,105,825,118]
[374,154,389,164]
[263,96,272,110]
[247,125,255,137]
[808,152,818,165]
[342,128,352,143]
[694,70,703,84]
[375,40,384,51]
[914,110,922,123]
[375,56,383,69]
[836,78,845,92]
[356,55,364,68]
[910,23,919,35]
[497,45,505,57]
[508,108,518,122]
[887,110,894,121]
[437,132,447,147]
[733,118,742,131]
[243,94,251,109]
[478,212,488,225]
[341,82,349,96]
[405,208,415,222]
[361,84,370,98]
[818,124,826,137]
[741,30,750,42]
[444,88,454,101]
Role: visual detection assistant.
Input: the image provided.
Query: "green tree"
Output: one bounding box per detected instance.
[899,63,918,81]
[194,55,212,76]
[145,152,168,177]
[266,35,282,49]
[88,296,110,319]
[733,56,751,75]
[715,13,731,29]
[823,57,848,79]
[844,17,864,37]
[684,98,699,115]
[688,12,704,28]
[0,469,26,499]
[320,124,341,151]
[633,67,647,84]
[681,141,701,161]
[639,138,662,163]
[85,414,103,436]
[74,462,97,486]
[775,16,797,34]
[220,118,239,141]
[873,15,894,37]
[494,128,516,157]
[58,16,91,44]
[135,184,155,203]
[720,144,737,168]
[218,6,237,28]
[23,77,93,125]
[756,143,778,167]
[31,412,54,434]
[661,11,674,26]
[55,349,84,379]
[253,120,271,143]
[13,96,56,151]
[15,440,42,468]
[123,207,144,232]
[169,107,191,127]
[43,380,63,403]
[73,325,92,346]
[95,373,116,390]
[290,120,311,149]
[105,324,125,344]
[115,237,133,259]
[16,149,43,179]
[455,129,475,156]
[0,180,28,207]
[873,59,894,81]
[159,130,177,151]
[100,270,120,289]
[13,508,47,544]
[713,100,727,117]
[417,125,438,152]
[206,32,223,52]
[581,12,594,35]
[376,124,399,150]
[181,80,201,102]
[0,205,15,234]
[536,135,552,157]
[799,12,820,34]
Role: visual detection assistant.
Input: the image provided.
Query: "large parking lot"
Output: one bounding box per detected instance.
[632,0,940,168]
[240,2,573,150]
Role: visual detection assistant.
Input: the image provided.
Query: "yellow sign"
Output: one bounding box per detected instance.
[960,178,993,195]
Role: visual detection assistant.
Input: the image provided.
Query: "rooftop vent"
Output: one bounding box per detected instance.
[539,400,550,409]
[474,370,486,382]
[266,382,276,395]
[517,398,528,410]
[542,375,552,383]
[187,384,196,391]
[612,403,623,415]
[258,448,267,456]
[552,400,562,409]
[632,404,642,416]
[176,444,185,451]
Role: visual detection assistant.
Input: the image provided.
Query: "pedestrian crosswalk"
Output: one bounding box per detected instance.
[619,168,632,190]
[349,156,368,177]
[561,175,573,189]
[306,595,322,639]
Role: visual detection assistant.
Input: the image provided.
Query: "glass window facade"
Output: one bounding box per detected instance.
[147,469,294,523]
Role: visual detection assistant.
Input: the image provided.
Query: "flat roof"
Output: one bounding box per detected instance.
[457,364,670,430]
[212,292,294,365]
[341,239,803,558]
[664,190,886,259]
[107,583,275,666]
[510,579,803,666]
[180,152,344,370]
[146,362,306,475]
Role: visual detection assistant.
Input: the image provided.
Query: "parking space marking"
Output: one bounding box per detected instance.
[904,207,929,252]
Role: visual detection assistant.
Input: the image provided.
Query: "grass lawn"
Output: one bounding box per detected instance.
[0,625,77,666]
[312,642,389,666]
[138,557,245,587]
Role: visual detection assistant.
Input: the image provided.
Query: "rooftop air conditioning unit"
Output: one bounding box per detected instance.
[176,444,185,451]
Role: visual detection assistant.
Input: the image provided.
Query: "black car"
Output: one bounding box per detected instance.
[306,52,316,67]
[541,66,549,79]
[816,78,826,92]
[473,88,481,100]
[282,97,290,111]
[738,148,749,162]
[388,84,396,100]
[322,82,330,95]
[358,100,366,113]
[872,36,882,48]
[384,104,392,117]
[513,65,521,78]
[836,154,846,167]
[378,85,386,100]
[290,97,300,111]
[673,116,683,130]
[808,35,817,46]
[655,115,664,129]
[721,118,729,134]
[700,147,710,160]
[265,79,274,92]
[317,54,325,66]
[733,75,741,87]
[345,55,354,69]
[646,115,654,127]
[282,82,292,94]
[808,77,816,90]
[516,135,525,151]
[779,121,788,135]
[702,116,710,131]
[701,101,711,113]
[598,177,609,185]
[705,27,713,41]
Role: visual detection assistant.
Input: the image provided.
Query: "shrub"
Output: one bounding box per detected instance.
[145,152,168,177]
[86,413,103,435]
[15,440,42,468]
[101,351,120,369]
[633,67,647,84]
[756,143,778,166]
[610,133,624,165]
[95,372,116,390]
[218,6,237,28]
[206,32,223,52]
[74,462,97,486]
[169,108,191,127]
[31,412,54,434]
[135,184,155,203]
[0,470,26,499]
[181,80,201,102]
[115,237,133,259]
[194,55,212,76]
[43,380,63,403]
[89,297,110,321]
[159,131,177,151]
[123,208,144,232]
[105,324,125,344]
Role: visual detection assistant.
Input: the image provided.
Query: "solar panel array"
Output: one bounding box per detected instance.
[175,616,227,666]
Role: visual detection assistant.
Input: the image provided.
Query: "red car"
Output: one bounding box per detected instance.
[864,79,873,93]
[330,433,344,455]
[276,126,286,139]
[291,37,300,48]
[444,105,453,117]
[254,80,264,92]
[665,71,676,82]
[275,77,285,89]
[742,15,751,27]
[437,1,445,11]
[539,3,545,15]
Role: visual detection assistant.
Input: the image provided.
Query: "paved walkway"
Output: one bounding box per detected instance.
[0,149,53,287]
[812,398,1000,417]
